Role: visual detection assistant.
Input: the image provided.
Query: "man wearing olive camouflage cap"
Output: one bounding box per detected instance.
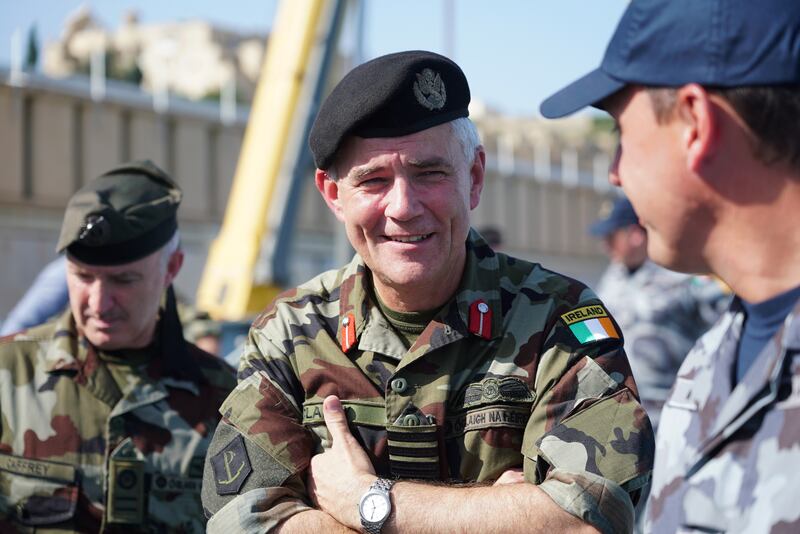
[202,51,654,534]
[0,160,236,532]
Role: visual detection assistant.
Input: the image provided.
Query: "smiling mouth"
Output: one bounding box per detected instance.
[387,233,432,243]
[87,316,121,328]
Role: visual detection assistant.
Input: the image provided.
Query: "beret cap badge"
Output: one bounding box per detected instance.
[78,214,111,246]
[413,68,447,111]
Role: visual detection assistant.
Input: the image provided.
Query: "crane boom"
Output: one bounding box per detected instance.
[197,0,346,320]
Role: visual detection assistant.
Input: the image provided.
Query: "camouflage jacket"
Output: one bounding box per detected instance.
[0,305,236,533]
[596,261,729,430]
[202,231,655,534]
[647,297,800,532]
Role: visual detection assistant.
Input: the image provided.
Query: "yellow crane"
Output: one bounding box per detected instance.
[197,0,348,320]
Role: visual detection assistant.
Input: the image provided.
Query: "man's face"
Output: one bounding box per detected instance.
[66,246,183,350]
[603,225,647,269]
[317,122,485,308]
[606,87,711,272]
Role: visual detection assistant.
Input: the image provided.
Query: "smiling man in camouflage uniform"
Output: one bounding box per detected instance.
[541,0,800,532]
[202,51,654,534]
[0,161,236,532]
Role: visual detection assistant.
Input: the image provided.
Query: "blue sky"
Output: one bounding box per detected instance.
[2,0,628,116]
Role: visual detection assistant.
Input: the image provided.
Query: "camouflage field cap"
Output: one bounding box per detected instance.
[57,160,182,265]
[309,50,470,170]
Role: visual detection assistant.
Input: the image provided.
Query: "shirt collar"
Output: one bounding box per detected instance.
[335,228,505,354]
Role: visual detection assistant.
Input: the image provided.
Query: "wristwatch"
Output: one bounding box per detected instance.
[358,477,395,534]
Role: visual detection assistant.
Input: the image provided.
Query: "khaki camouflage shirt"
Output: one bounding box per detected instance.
[647,298,800,533]
[202,231,654,534]
[0,304,236,533]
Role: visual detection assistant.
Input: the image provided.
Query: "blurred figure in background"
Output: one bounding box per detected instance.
[589,196,729,431]
[177,297,223,356]
[0,255,68,335]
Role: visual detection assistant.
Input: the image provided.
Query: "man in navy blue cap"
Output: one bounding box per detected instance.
[542,0,800,532]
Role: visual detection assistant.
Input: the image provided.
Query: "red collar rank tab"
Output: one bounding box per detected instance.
[341,313,357,353]
[468,300,492,339]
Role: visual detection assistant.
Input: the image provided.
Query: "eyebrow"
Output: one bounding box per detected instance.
[350,164,384,181]
[109,272,142,279]
[407,157,455,172]
[69,267,141,279]
[348,157,455,180]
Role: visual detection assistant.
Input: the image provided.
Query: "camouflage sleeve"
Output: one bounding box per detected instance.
[522,298,655,534]
[201,327,316,531]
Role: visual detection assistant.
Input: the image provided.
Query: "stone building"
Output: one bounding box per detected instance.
[42,6,265,102]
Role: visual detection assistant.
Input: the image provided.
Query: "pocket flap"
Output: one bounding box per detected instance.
[0,453,79,526]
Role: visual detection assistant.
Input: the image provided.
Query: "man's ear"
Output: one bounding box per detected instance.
[469,146,487,210]
[675,84,719,172]
[164,249,184,287]
[315,169,345,222]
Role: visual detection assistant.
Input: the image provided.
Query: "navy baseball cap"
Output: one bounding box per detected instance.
[541,0,800,118]
[589,197,640,237]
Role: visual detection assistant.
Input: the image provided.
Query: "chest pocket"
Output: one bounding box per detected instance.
[0,453,78,527]
[303,399,443,480]
[445,376,534,481]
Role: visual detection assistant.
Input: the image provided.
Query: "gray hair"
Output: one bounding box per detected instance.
[448,117,482,169]
[326,117,482,181]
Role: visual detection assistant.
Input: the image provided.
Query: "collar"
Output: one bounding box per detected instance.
[43,308,87,374]
[43,288,203,390]
[336,228,504,355]
[686,294,800,465]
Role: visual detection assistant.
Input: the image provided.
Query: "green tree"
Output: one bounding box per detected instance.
[24,25,38,71]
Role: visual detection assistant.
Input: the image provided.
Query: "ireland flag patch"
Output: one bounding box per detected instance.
[561,304,619,344]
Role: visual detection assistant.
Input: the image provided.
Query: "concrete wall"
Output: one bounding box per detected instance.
[0,71,614,322]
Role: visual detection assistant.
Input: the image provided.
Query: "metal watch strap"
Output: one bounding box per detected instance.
[362,478,395,534]
[373,477,395,493]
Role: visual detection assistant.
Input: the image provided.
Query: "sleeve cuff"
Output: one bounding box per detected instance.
[538,468,635,534]
[206,487,313,534]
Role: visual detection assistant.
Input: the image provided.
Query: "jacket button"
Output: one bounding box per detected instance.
[390,378,408,393]
[403,414,420,426]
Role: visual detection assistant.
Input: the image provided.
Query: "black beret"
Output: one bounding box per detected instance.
[57,160,182,265]
[309,50,470,170]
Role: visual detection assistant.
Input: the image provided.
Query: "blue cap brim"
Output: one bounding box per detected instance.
[540,68,626,119]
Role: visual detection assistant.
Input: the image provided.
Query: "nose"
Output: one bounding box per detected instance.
[88,280,114,316]
[384,177,423,221]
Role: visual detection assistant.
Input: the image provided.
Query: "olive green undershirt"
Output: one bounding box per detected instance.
[373,290,441,349]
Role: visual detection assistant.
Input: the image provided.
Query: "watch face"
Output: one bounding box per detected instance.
[360,492,390,522]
